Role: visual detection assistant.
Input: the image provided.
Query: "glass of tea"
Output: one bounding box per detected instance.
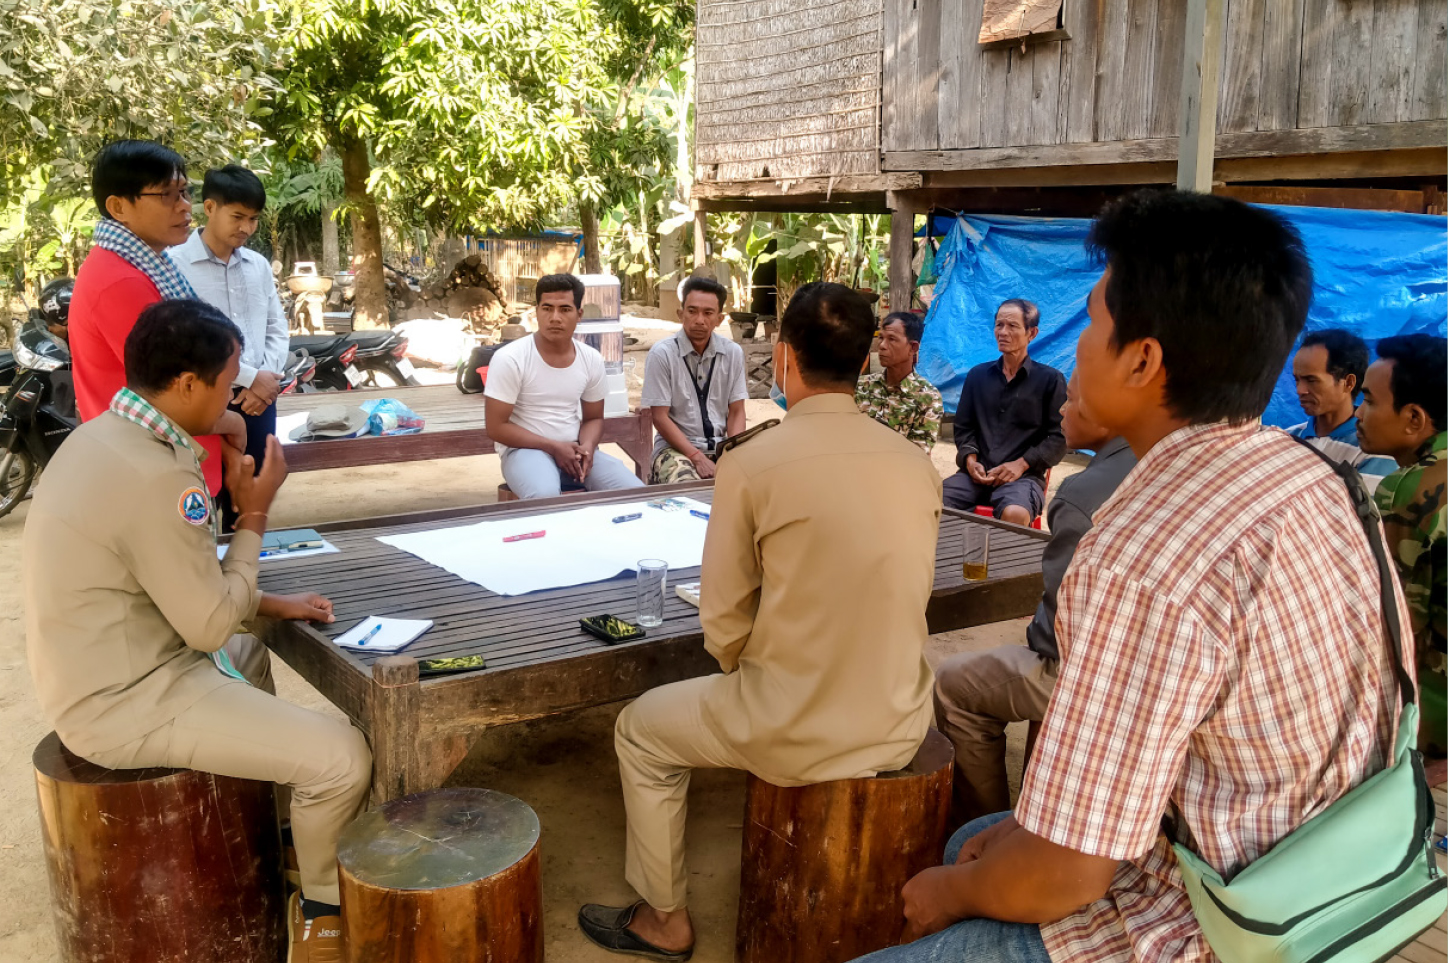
[962,525,990,581]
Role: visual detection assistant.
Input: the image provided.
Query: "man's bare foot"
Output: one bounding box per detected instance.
[628,904,694,952]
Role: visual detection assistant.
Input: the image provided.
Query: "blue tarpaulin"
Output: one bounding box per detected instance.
[918,207,1447,427]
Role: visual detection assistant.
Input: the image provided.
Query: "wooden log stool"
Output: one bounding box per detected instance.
[32,731,285,963]
[736,729,954,963]
[338,787,543,963]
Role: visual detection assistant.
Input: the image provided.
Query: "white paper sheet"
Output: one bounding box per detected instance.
[377,498,712,596]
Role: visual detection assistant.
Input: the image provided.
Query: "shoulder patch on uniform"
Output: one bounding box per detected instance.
[716,419,781,460]
[178,487,211,526]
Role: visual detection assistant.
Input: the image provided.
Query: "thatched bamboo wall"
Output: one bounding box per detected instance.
[695,0,884,182]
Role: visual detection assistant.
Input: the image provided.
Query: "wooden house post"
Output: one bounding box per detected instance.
[887,191,917,311]
[1176,0,1227,191]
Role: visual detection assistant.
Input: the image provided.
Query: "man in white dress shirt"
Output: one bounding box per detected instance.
[169,165,289,528]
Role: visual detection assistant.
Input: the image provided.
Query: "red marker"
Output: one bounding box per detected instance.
[503,530,546,543]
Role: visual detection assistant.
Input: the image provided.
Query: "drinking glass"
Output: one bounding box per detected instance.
[962,526,990,582]
[636,559,668,627]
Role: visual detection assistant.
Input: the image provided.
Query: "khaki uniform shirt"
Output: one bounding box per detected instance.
[24,410,262,757]
[698,393,942,785]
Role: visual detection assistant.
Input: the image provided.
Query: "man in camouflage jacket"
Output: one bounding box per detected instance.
[855,311,943,453]
[1356,334,1445,765]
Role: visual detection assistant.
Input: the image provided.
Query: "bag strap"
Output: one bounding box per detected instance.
[1292,439,1416,710]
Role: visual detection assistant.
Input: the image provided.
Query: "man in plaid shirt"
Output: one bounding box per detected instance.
[854,191,1410,963]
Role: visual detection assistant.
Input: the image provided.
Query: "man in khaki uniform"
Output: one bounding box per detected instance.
[23,299,370,963]
[579,282,943,961]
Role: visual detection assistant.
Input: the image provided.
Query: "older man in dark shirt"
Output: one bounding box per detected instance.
[943,299,1067,525]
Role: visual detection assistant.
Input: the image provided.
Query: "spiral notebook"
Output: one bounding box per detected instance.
[333,616,433,652]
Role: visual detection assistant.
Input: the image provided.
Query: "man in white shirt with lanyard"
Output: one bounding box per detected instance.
[170,165,288,528]
[484,274,646,499]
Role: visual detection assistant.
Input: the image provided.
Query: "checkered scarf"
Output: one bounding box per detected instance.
[92,218,198,302]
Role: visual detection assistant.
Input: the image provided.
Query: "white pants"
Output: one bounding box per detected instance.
[501,447,645,499]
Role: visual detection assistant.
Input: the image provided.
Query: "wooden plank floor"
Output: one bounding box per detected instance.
[1390,784,1447,963]
[256,492,1047,677]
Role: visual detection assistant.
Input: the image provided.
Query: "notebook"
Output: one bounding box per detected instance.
[333,616,433,652]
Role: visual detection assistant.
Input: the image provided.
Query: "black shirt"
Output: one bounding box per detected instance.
[952,355,1067,479]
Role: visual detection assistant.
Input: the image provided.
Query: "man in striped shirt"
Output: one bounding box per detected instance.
[854,191,1409,963]
[1286,327,1396,491]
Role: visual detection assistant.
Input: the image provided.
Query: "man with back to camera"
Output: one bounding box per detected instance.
[24,299,372,962]
[855,311,944,453]
[578,283,942,961]
[1286,327,1396,490]
[1355,333,1447,782]
[642,275,747,483]
[170,164,290,528]
[484,274,646,499]
[943,299,1066,525]
[849,190,1412,963]
[933,372,1135,825]
[69,139,242,496]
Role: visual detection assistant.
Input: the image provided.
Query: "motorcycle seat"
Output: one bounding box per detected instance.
[345,331,396,349]
[288,335,348,353]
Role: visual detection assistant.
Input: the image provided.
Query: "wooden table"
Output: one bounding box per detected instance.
[252,483,1050,802]
[275,384,654,477]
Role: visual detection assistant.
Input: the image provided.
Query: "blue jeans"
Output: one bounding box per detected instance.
[850,813,1050,963]
[500,446,645,499]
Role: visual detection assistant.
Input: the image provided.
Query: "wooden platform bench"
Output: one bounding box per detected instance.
[248,482,1050,804]
[275,384,654,478]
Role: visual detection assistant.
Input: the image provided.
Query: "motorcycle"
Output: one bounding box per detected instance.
[290,329,420,391]
[0,324,316,521]
[0,315,75,520]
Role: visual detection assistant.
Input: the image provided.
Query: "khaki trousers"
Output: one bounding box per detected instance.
[615,675,756,912]
[86,636,372,905]
[933,644,1058,822]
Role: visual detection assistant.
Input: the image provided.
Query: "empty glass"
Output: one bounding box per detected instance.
[962,526,990,582]
[636,559,668,626]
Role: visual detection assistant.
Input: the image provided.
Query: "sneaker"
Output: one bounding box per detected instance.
[287,892,344,963]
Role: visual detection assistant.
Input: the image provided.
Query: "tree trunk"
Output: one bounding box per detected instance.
[580,200,602,274]
[339,134,389,329]
[321,199,340,277]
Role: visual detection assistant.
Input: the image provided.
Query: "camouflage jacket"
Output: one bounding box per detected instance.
[855,371,944,453]
[1374,431,1447,673]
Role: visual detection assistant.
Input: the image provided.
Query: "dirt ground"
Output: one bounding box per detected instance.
[0,325,1079,961]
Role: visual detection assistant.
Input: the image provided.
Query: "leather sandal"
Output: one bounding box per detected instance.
[577,900,694,961]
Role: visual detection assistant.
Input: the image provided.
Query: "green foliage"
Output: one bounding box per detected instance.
[273,0,689,233]
[0,0,281,208]
[255,153,345,262]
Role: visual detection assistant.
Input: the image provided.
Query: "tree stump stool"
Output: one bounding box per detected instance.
[32,731,285,963]
[736,729,954,963]
[338,787,543,963]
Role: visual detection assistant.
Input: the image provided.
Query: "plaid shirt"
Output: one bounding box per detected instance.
[108,388,246,683]
[1017,422,1409,963]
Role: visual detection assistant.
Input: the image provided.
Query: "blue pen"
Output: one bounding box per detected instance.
[612,512,642,523]
[690,509,710,521]
[356,623,383,647]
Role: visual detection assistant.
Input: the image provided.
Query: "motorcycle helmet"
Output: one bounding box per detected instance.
[38,278,74,327]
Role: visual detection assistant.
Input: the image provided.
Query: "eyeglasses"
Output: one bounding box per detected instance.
[137,187,193,205]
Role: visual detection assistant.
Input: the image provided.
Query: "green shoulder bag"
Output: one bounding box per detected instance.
[1172,447,1446,963]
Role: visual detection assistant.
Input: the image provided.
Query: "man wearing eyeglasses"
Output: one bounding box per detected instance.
[69,139,243,497]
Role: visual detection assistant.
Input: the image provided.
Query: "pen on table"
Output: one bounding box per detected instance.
[690,509,710,521]
[612,513,642,524]
[503,530,546,543]
[356,623,383,647]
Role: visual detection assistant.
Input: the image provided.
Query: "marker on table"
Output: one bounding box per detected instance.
[612,513,642,524]
[690,509,710,521]
[356,623,383,647]
[503,530,546,543]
